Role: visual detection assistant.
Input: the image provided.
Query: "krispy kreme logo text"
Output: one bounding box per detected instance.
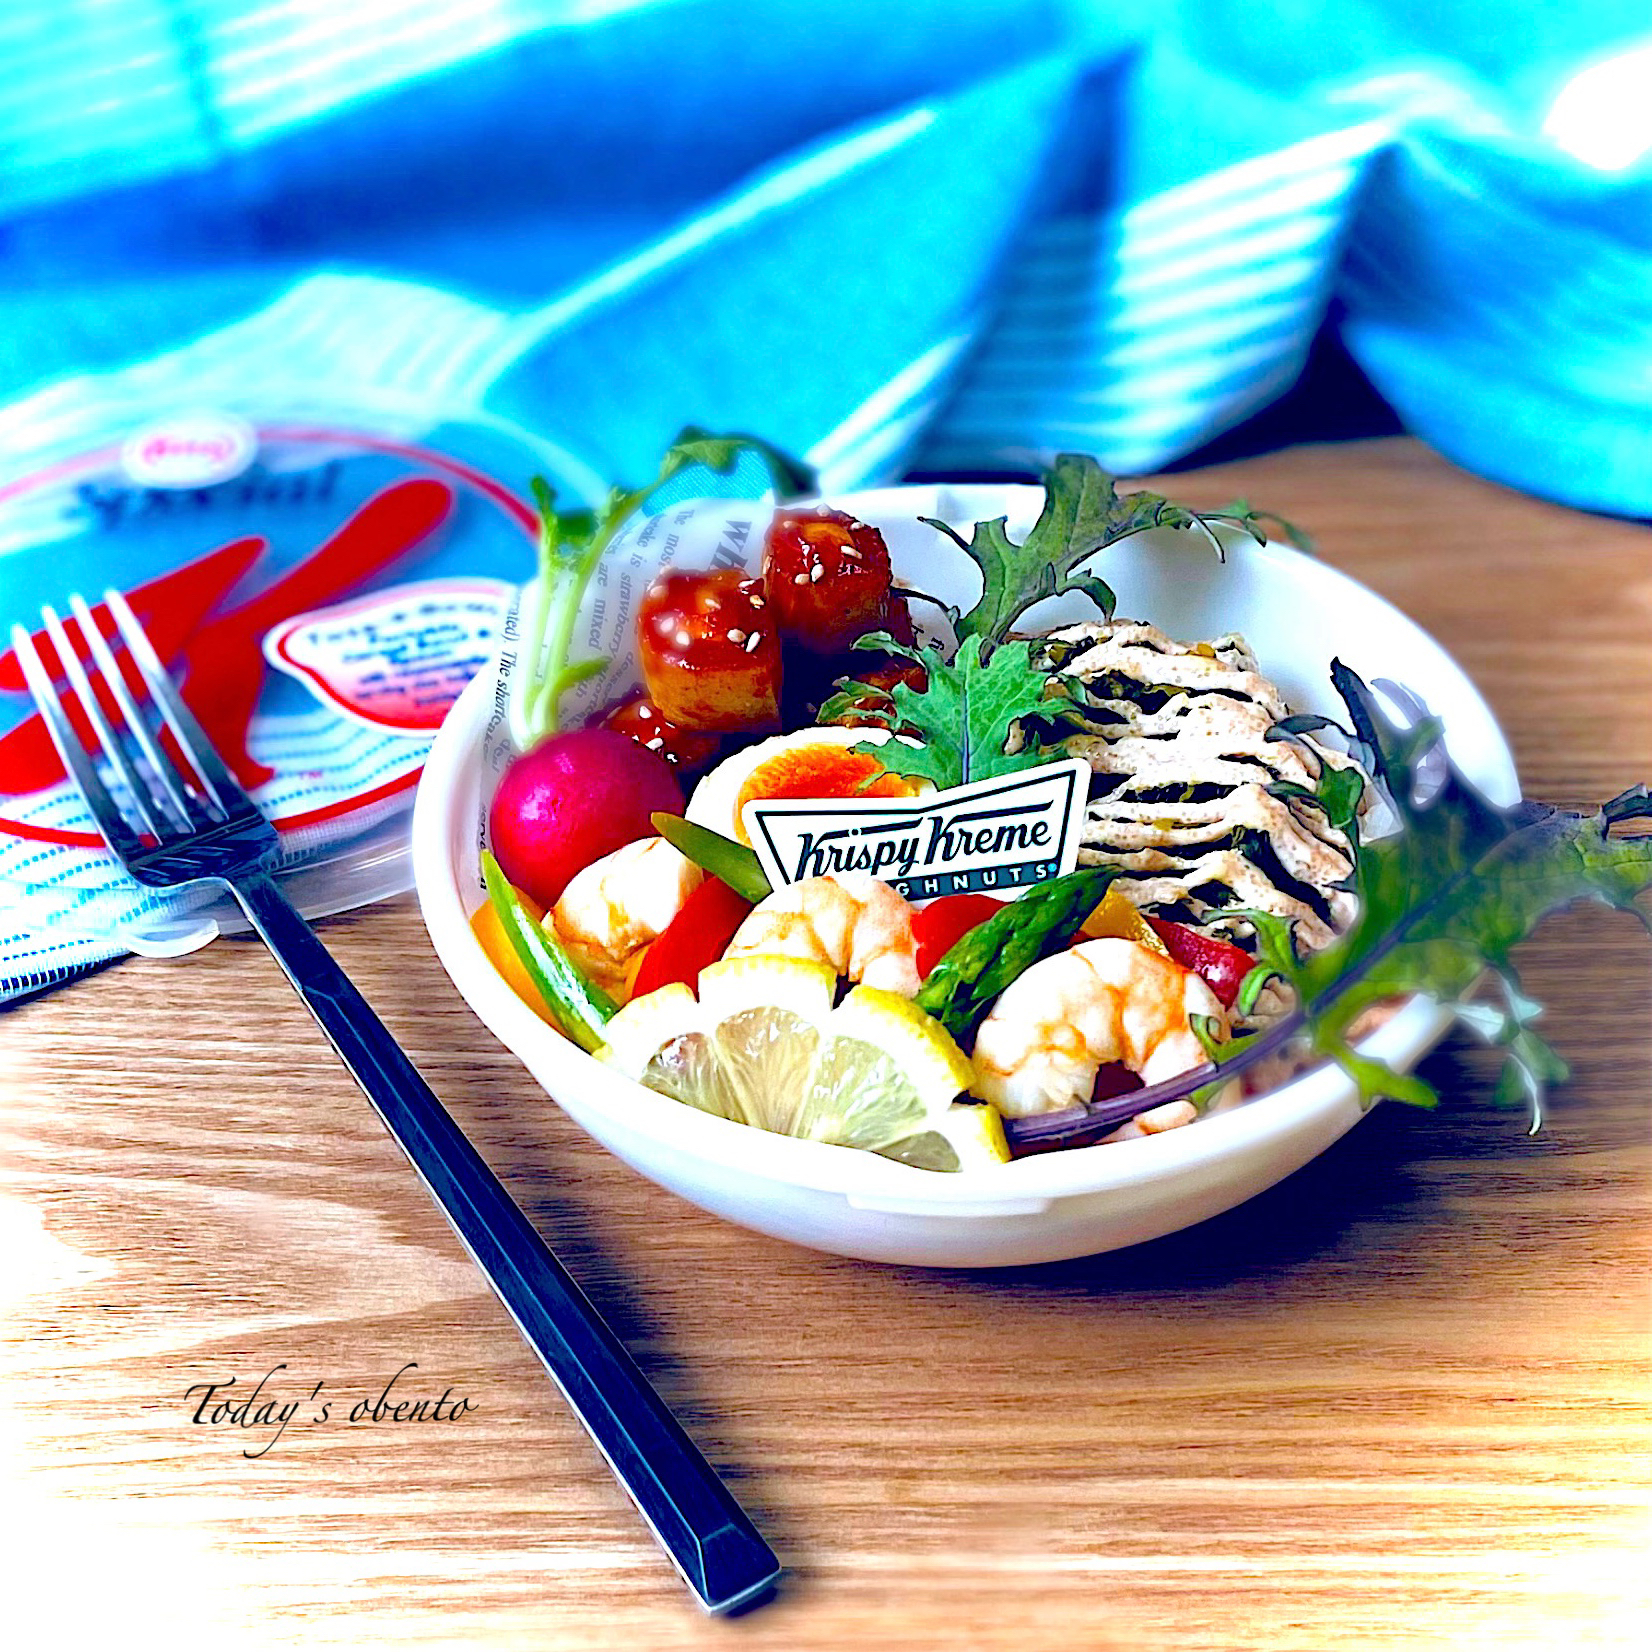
[743,758,1089,899]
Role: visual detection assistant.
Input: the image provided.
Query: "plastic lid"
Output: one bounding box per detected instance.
[0,389,601,981]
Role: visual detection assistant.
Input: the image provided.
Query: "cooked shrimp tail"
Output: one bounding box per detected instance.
[723,872,922,996]
[970,937,1226,1117]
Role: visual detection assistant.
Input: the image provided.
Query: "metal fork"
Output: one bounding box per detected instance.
[12,589,780,1616]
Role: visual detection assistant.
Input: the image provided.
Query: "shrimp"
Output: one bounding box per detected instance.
[970,938,1226,1117]
[551,837,702,999]
[723,873,921,996]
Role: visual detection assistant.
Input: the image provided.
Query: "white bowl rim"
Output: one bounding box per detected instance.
[412,508,1519,1212]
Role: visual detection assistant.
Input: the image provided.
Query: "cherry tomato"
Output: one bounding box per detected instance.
[637,569,781,732]
[1145,916,1255,1008]
[630,876,753,998]
[912,893,1007,979]
[602,694,722,774]
[762,507,892,653]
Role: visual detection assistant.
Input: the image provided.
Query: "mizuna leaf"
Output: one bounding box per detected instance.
[941,453,1271,655]
[1000,666,1652,1156]
[843,635,1071,791]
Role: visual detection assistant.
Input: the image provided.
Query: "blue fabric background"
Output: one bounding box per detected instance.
[2,1,1650,507]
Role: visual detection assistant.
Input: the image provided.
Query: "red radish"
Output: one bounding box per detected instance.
[488,727,683,909]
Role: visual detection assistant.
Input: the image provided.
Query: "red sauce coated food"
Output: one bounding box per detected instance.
[602,694,722,773]
[637,569,782,732]
[762,507,893,654]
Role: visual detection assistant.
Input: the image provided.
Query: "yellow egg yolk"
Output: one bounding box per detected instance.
[730,745,921,845]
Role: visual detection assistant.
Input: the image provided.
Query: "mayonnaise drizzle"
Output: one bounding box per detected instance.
[1035,620,1362,954]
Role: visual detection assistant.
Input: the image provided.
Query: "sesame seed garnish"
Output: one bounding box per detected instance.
[674,628,691,649]
[849,520,866,530]
[727,627,746,644]
[749,594,764,607]
[809,563,824,581]
[792,572,809,585]
[646,737,664,750]
[744,631,762,653]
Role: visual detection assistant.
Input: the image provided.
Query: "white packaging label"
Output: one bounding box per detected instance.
[742,757,1091,901]
[264,577,515,733]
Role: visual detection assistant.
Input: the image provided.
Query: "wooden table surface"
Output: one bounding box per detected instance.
[4,438,1650,1650]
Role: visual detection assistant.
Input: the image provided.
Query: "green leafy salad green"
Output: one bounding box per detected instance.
[820,453,1652,1152]
[818,454,1283,789]
[494,426,1652,1155]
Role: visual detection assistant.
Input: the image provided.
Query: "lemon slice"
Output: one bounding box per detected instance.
[696,955,836,1026]
[597,981,700,1080]
[880,1103,1011,1172]
[596,955,983,1166]
[832,985,975,1112]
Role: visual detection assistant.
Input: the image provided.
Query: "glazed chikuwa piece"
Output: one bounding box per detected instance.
[762,506,893,654]
[602,693,722,773]
[637,569,781,732]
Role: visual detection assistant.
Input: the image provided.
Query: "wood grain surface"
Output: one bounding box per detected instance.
[4,438,1650,1651]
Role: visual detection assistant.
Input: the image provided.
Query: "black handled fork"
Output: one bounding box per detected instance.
[11,589,780,1615]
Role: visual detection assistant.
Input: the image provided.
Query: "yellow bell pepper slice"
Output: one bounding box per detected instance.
[1078,884,1170,954]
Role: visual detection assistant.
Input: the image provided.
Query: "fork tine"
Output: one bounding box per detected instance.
[104,587,247,814]
[68,593,211,828]
[41,603,181,839]
[9,622,144,859]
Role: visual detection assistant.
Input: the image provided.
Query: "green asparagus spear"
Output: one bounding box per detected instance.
[482,851,616,1051]
[914,867,1123,1043]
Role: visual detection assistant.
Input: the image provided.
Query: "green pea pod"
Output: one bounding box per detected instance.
[650,812,772,903]
[481,852,616,1052]
[914,866,1122,1044]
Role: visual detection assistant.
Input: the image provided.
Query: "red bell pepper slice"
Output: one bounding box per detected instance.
[631,875,753,999]
[911,893,1007,980]
[1145,915,1255,1008]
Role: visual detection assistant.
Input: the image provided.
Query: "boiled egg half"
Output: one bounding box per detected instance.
[685,726,929,847]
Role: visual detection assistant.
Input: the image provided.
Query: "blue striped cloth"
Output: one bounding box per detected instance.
[2,2,1650,512]
[2,2,1649,1001]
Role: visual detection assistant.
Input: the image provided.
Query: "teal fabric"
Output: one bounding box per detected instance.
[2,1,1651,509]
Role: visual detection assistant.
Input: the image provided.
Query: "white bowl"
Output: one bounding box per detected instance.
[412,485,1519,1268]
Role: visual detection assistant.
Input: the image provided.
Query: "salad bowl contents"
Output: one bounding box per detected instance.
[412,432,1652,1266]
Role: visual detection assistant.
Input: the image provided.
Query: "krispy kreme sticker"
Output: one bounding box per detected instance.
[742,758,1090,900]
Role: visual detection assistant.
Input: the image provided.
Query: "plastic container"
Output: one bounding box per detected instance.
[412,484,1520,1267]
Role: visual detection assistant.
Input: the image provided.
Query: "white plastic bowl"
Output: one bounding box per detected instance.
[412,485,1519,1267]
